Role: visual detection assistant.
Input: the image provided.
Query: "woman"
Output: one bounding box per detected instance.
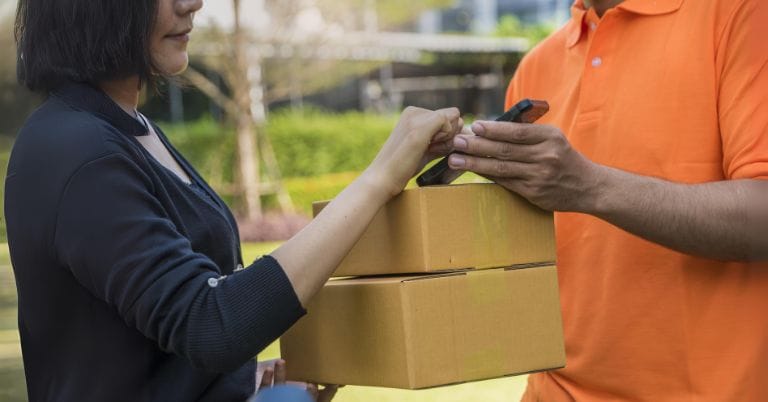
[7,0,462,401]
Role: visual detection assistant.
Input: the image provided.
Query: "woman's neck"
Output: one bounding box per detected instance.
[99,76,142,117]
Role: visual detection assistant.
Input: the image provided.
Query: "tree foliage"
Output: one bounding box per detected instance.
[190,0,457,106]
[494,15,554,47]
[314,0,453,30]
[0,15,42,136]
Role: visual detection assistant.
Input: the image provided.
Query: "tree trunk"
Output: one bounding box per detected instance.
[232,0,262,220]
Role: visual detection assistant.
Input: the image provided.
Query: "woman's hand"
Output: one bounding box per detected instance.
[364,107,462,198]
[269,106,462,306]
[254,359,340,402]
[306,384,340,402]
[256,359,286,390]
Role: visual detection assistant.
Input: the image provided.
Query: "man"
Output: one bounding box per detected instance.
[448,0,768,400]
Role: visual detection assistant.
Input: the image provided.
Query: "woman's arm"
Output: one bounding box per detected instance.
[271,107,461,305]
[50,107,460,372]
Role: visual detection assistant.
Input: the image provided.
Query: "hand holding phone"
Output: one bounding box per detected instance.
[416,99,550,187]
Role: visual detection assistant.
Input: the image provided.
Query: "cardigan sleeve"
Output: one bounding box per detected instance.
[53,152,305,372]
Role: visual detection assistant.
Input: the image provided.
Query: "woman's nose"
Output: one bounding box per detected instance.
[175,0,203,15]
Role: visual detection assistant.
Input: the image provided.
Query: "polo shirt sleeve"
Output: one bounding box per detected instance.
[53,152,305,373]
[717,0,768,180]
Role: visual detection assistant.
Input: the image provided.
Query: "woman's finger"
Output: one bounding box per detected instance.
[441,109,462,137]
[306,383,319,400]
[427,139,455,156]
[273,359,287,385]
[431,130,452,143]
[411,109,454,146]
[260,367,274,389]
[317,384,340,402]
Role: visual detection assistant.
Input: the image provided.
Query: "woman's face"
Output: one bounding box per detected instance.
[150,0,203,75]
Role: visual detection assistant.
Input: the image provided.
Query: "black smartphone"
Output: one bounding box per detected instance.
[416,99,550,187]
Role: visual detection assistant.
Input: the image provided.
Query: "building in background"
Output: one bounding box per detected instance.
[273,0,571,118]
[419,0,571,34]
[145,0,572,122]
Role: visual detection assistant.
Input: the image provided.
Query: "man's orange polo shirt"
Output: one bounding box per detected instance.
[505,0,768,400]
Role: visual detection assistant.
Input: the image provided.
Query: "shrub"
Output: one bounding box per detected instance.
[266,108,397,177]
[160,110,398,214]
[160,118,238,205]
[0,136,13,242]
[282,171,359,214]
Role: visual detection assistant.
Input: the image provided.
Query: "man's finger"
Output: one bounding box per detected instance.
[472,121,549,145]
[485,176,527,194]
[453,134,543,161]
[448,154,533,179]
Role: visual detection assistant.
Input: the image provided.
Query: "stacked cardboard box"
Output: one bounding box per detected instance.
[281,183,565,389]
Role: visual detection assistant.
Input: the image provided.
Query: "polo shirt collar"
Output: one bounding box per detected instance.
[52,81,149,137]
[565,1,588,48]
[565,0,684,48]
[618,0,684,16]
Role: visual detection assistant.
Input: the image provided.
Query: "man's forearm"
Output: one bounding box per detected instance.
[586,167,768,262]
[450,121,768,262]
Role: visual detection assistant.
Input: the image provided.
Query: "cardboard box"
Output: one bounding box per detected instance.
[280,264,565,389]
[314,183,555,277]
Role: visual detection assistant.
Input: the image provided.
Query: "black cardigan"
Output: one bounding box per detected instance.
[4,82,305,402]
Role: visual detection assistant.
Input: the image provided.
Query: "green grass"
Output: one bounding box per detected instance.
[0,243,527,401]
[0,242,25,402]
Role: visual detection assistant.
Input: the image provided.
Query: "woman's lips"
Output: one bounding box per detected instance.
[166,30,191,42]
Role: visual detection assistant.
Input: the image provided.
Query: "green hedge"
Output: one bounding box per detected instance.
[162,108,397,178]
[266,108,398,177]
[283,172,359,214]
[160,109,398,214]
[160,117,237,198]
[159,111,492,215]
[0,137,12,242]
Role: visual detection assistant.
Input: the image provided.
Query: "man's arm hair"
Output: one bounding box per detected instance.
[587,169,768,262]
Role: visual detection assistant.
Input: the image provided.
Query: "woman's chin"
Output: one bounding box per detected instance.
[154,54,189,76]
[167,63,189,76]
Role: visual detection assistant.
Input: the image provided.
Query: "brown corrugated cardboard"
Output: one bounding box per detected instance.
[280,264,565,389]
[313,183,555,277]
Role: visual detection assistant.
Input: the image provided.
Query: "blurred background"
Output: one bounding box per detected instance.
[0,0,570,400]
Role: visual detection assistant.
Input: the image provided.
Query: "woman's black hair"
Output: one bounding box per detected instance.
[15,0,158,92]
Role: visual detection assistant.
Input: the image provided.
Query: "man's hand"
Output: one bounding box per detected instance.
[447,121,602,212]
[446,120,768,261]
